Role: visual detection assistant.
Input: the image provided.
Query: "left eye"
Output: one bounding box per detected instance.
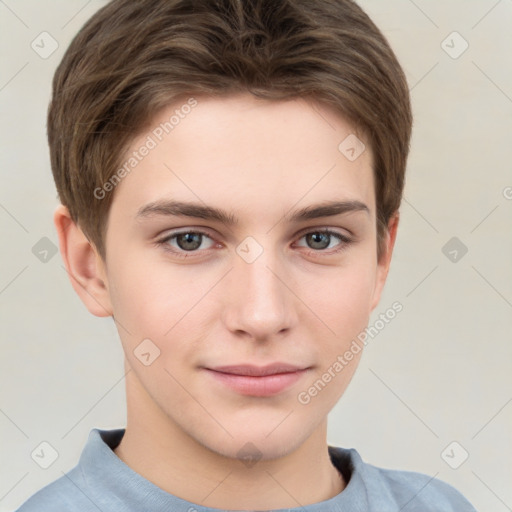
[295,230,350,251]
[157,229,351,257]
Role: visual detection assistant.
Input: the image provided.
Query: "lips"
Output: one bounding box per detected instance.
[203,363,310,397]
[208,363,307,377]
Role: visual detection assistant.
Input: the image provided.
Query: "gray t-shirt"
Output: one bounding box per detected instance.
[15,428,477,511]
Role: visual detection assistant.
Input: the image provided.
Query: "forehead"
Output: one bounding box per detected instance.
[109,93,375,225]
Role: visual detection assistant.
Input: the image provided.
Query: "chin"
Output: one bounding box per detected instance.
[194,418,316,463]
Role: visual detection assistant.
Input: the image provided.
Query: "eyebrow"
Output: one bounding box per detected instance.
[136,199,370,225]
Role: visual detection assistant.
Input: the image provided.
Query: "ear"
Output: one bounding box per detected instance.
[54,204,113,317]
[370,212,399,312]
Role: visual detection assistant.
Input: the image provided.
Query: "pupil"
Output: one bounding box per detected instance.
[179,233,201,250]
[309,233,329,250]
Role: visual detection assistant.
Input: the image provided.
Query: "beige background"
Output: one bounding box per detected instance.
[1,1,511,511]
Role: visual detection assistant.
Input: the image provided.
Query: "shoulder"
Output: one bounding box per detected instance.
[371,464,477,511]
[331,446,478,511]
[14,466,95,512]
[15,428,126,512]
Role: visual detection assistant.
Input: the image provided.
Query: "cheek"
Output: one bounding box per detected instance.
[295,265,374,408]
[106,252,173,339]
[309,261,376,336]
[106,252,213,356]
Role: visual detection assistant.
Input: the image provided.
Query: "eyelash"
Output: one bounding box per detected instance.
[155,228,353,259]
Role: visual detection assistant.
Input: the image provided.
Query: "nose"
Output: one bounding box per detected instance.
[221,244,297,341]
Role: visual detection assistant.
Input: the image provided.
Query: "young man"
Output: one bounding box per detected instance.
[17,0,477,510]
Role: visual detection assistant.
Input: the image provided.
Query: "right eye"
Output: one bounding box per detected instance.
[156,230,218,258]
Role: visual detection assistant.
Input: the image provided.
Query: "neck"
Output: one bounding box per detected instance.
[114,368,345,510]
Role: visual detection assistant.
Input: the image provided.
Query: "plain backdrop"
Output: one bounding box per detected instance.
[1,1,511,511]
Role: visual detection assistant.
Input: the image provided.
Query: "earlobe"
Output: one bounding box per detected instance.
[53,204,113,318]
[370,212,400,312]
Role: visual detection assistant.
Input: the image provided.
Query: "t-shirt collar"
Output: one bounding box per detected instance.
[78,427,369,512]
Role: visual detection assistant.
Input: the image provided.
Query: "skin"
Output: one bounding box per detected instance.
[54,93,398,510]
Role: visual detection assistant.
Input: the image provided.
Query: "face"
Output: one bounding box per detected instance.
[96,93,394,460]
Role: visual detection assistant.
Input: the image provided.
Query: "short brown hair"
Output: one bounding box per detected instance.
[48,0,412,261]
